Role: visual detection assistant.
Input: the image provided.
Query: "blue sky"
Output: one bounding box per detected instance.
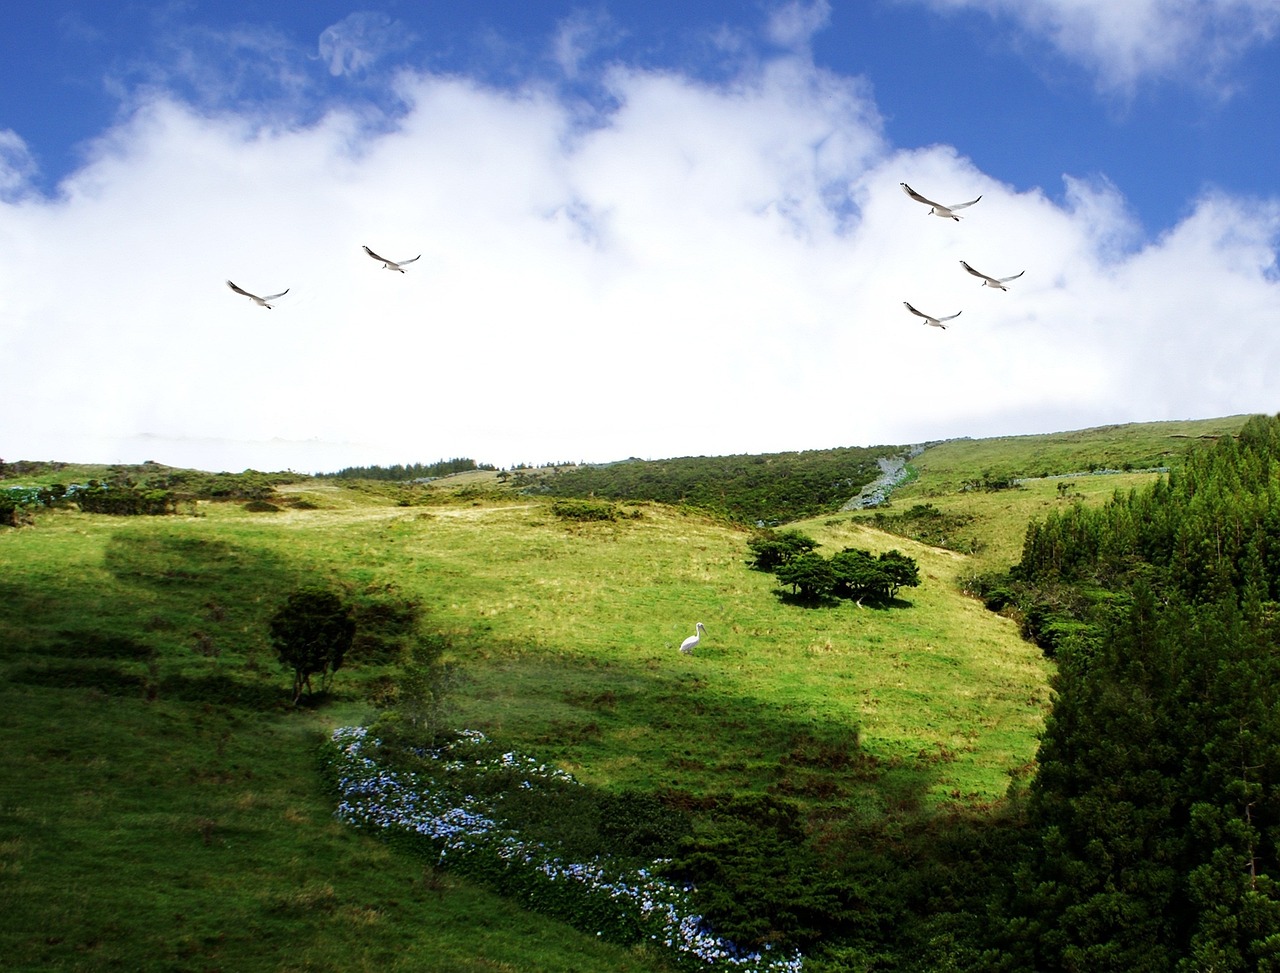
[3,1,1279,471]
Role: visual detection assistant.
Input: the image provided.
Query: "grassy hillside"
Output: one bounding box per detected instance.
[0,415,1257,969]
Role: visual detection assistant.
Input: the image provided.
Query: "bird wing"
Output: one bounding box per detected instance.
[900,182,942,208]
[262,288,289,301]
[903,301,931,320]
[362,245,390,263]
[397,254,421,266]
[998,270,1026,283]
[938,310,962,322]
[226,280,255,298]
[947,195,982,211]
[960,260,995,283]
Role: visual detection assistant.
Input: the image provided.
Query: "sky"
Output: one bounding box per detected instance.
[2,1,1279,473]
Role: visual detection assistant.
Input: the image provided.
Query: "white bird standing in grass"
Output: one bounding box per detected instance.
[904,302,961,329]
[679,622,706,655]
[960,260,1025,290]
[900,182,981,220]
[226,280,289,308]
[362,245,421,273]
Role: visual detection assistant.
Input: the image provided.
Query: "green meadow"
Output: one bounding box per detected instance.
[0,415,1249,970]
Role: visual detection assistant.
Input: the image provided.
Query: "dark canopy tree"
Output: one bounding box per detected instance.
[746,528,819,571]
[269,586,356,704]
[774,551,837,601]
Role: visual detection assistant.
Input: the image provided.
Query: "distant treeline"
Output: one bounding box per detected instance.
[323,458,494,481]
[520,445,907,524]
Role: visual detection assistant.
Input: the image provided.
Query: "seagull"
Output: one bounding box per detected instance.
[904,302,961,329]
[362,245,421,273]
[679,622,706,655]
[960,260,1024,290]
[900,182,982,221]
[226,280,289,309]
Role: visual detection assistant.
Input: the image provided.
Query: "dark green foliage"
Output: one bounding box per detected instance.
[746,528,819,570]
[74,483,178,515]
[268,586,356,704]
[769,545,921,606]
[830,548,920,603]
[1004,414,1280,970]
[323,457,492,480]
[140,468,300,501]
[531,444,907,523]
[774,550,837,601]
[662,795,856,951]
[865,502,982,554]
[597,791,694,860]
[2,466,303,522]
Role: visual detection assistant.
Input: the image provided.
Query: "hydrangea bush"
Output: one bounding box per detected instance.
[324,726,803,972]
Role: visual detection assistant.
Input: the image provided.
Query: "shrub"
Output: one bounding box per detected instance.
[551,498,621,522]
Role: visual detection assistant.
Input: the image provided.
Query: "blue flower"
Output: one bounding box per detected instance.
[325,726,803,972]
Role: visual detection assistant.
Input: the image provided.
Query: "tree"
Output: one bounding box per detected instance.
[829,548,920,604]
[830,548,884,603]
[877,550,921,600]
[774,551,836,601]
[747,528,819,571]
[269,586,356,704]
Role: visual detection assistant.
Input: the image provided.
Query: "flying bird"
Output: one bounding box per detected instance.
[679,622,706,655]
[900,182,981,220]
[960,260,1025,290]
[226,280,288,309]
[904,302,961,329]
[363,245,421,273]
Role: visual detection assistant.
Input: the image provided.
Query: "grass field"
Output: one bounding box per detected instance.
[0,415,1254,969]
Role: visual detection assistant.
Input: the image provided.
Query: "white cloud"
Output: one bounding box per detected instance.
[550,9,622,79]
[766,0,832,53]
[0,130,37,200]
[318,11,415,78]
[912,0,1280,95]
[1,33,1278,472]
[106,21,314,118]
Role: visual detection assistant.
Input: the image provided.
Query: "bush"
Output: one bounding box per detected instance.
[662,795,856,951]
[551,498,624,522]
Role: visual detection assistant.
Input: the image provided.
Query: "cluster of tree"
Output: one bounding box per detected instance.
[747,528,920,604]
[526,444,907,524]
[323,458,492,481]
[982,414,1280,970]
